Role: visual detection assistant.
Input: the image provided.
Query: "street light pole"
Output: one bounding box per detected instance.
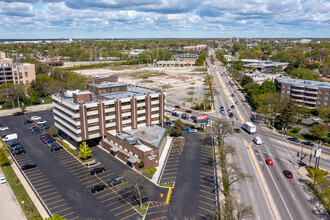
[300,143,304,161]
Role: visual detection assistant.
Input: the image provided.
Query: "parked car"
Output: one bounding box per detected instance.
[44,139,56,144]
[172,112,179,117]
[40,133,51,139]
[41,124,50,130]
[234,128,241,133]
[31,116,41,120]
[185,110,192,113]
[184,127,191,131]
[283,170,293,178]
[107,176,124,187]
[90,167,105,175]
[41,136,53,142]
[266,159,273,165]
[241,99,245,102]
[174,105,180,108]
[227,109,232,113]
[13,149,26,155]
[0,126,9,131]
[47,142,59,148]
[251,117,258,122]
[91,184,106,193]
[50,146,62,152]
[12,112,24,116]
[0,176,6,184]
[231,94,235,97]
[234,90,238,93]
[85,161,101,169]
[24,120,34,124]
[190,116,196,120]
[304,114,311,118]
[188,129,198,133]
[37,121,47,125]
[9,140,20,147]
[29,126,39,131]
[181,115,189,120]
[235,101,239,104]
[31,128,42,133]
[288,137,299,143]
[312,117,320,121]
[302,141,314,147]
[21,164,37,170]
[10,145,24,151]
[229,112,234,118]
[231,105,235,109]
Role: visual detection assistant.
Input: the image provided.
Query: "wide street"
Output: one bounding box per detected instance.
[208,57,329,220]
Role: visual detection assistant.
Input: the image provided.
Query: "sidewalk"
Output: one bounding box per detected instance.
[0,103,54,117]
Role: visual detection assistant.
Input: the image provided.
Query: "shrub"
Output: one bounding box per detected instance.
[292,127,301,133]
[148,167,157,175]
[139,160,144,169]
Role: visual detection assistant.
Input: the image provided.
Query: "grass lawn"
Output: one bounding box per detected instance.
[160,182,174,187]
[40,97,53,104]
[193,68,207,72]
[1,165,42,220]
[187,91,194,95]
[134,202,149,215]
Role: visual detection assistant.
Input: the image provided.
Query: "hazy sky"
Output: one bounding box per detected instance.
[0,0,329,39]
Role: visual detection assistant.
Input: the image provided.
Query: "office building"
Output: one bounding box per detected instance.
[275,78,330,109]
[0,52,36,85]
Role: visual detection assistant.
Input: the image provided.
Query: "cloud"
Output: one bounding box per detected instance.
[0,2,36,17]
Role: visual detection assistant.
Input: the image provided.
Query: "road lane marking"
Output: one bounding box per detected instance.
[291,193,296,201]
[166,188,172,204]
[250,190,253,197]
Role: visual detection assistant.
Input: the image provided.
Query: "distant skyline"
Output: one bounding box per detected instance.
[0,0,329,39]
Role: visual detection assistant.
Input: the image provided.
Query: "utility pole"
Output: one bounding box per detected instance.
[94,47,98,61]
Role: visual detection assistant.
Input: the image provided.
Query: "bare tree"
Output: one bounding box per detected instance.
[123,170,155,209]
[226,162,253,188]
[218,194,255,220]
[209,119,233,146]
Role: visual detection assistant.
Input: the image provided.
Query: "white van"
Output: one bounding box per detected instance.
[253,136,262,145]
[3,133,18,142]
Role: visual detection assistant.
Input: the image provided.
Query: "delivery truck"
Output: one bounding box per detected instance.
[165,105,175,113]
[241,122,256,134]
[3,133,18,142]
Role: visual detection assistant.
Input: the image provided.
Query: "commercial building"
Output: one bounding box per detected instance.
[179,53,198,62]
[155,60,195,67]
[275,78,330,109]
[240,59,288,73]
[0,52,36,85]
[183,45,207,52]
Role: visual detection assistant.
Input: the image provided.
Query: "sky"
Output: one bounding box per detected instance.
[0,0,329,39]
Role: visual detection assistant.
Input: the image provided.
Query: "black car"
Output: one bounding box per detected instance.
[51,146,62,152]
[172,112,179,117]
[11,145,23,151]
[231,105,235,109]
[229,112,234,118]
[29,126,39,131]
[40,133,50,139]
[13,149,26,155]
[47,142,59,148]
[107,176,124,187]
[283,170,293,178]
[174,105,180,108]
[234,128,241,133]
[24,120,34,124]
[231,94,235,97]
[12,112,24,116]
[90,167,105,175]
[9,140,20,147]
[288,137,299,143]
[21,164,37,170]
[302,141,314,147]
[251,117,258,122]
[91,184,106,193]
[31,128,42,133]
[41,124,50,130]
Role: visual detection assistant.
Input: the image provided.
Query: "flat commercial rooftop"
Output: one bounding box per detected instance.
[101,85,157,100]
[125,125,166,149]
[276,77,330,89]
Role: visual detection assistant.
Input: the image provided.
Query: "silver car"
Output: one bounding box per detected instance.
[189,129,198,133]
[85,161,101,169]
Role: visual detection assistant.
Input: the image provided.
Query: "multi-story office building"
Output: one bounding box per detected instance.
[0,52,36,85]
[52,76,165,145]
[275,78,330,109]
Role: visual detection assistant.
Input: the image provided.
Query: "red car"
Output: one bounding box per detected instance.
[42,137,54,142]
[185,110,192,113]
[283,170,293,178]
[265,159,273,165]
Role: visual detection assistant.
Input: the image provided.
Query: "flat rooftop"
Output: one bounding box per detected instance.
[89,81,127,88]
[101,85,157,100]
[276,78,330,89]
[125,125,166,149]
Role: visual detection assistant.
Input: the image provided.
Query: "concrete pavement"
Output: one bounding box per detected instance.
[0,103,53,117]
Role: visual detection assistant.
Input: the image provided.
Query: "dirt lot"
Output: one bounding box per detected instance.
[74,65,208,107]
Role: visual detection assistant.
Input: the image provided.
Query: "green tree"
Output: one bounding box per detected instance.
[20,104,26,111]
[0,147,10,166]
[79,142,92,160]
[290,68,320,81]
[195,54,206,66]
[272,52,290,63]
[240,75,253,87]
[45,214,68,220]
[260,80,276,94]
[235,60,244,70]
[313,62,321,69]
[49,125,58,137]
[30,92,41,105]
[170,119,185,137]
[278,99,297,130]
[310,124,328,145]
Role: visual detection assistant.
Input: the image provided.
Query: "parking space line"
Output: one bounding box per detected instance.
[105,191,133,207]
[23,169,40,174]
[114,207,132,216]
[120,211,139,220]
[200,167,213,172]
[63,160,79,167]
[146,209,168,215]
[200,175,214,180]
[77,174,94,181]
[53,154,71,159]
[49,203,68,210]
[200,171,213,176]
[41,191,58,198]
[31,178,48,184]
[82,178,100,185]
[199,206,215,214]
[44,195,62,202]
[200,184,214,190]
[200,200,214,207]
[160,176,176,180]
[34,181,50,187]
[61,211,75,217]
[16,158,33,163]
[70,167,87,173]
[36,184,53,190]
[46,199,64,206]
[165,159,179,164]
[200,163,213,168]
[162,167,178,171]
[38,188,56,194]
[71,216,79,220]
[29,175,45,181]
[26,172,43,178]
[100,194,117,203]
[150,216,167,220]
[164,163,179,167]
[85,181,102,188]
[199,213,213,219]
[55,207,72,214]
[161,172,177,176]
[200,189,215,196]
[109,202,127,211]
[59,157,74,163]
[200,179,213,185]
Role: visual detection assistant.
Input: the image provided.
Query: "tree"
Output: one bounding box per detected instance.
[79,142,92,160]
[45,214,68,220]
[218,194,255,220]
[235,60,244,70]
[49,125,58,137]
[310,124,328,145]
[21,104,26,111]
[290,68,320,81]
[30,92,41,105]
[0,147,10,166]
[123,169,155,209]
[225,162,253,188]
[313,62,321,69]
[170,119,185,137]
[241,75,253,87]
[209,119,233,146]
[278,99,297,130]
[210,55,215,64]
[195,54,206,66]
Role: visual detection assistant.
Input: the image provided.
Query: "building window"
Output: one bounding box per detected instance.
[318,95,322,99]
[26,80,29,84]
[325,101,328,105]
[317,100,321,104]
[325,96,328,100]
[287,91,290,94]
[319,90,323,94]
[326,91,330,95]
[282,85,286,88]
[282,90,285,94]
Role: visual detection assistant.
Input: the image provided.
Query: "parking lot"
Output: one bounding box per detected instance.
[0,110,168,219]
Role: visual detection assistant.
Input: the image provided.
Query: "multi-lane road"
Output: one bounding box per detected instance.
[208,57,329,220]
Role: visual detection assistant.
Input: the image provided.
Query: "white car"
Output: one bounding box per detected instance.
[0,126,9,131]
[85,161,101,169]
[31,116,41,120]
[253,136,262,145]
[313,117,320,121]
[0,176,6,184]
[189,129,198,133]
[37,121,47,125]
